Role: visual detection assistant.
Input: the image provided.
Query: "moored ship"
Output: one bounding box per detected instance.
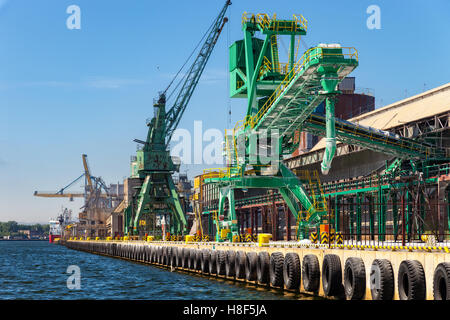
[48,219,62,243]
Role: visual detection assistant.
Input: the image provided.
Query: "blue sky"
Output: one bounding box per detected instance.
[1,0,449,223]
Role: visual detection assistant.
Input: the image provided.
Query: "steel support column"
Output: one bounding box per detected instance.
[392,192,398,241]
[356,193,362,241]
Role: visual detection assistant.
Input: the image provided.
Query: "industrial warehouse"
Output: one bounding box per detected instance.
[53,2,450,301]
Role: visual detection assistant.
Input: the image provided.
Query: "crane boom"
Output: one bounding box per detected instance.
[82,154,93,192]
[164,0,231,146]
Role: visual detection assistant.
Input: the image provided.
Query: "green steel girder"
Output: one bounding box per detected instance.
[205,162,326,240]
[368,194,375,239]
[217,187,237,241]
[392,192,398,239]
[334,195,340,233]
[356,193,362,241]
[130,172,187,235]
[378,188,387,241]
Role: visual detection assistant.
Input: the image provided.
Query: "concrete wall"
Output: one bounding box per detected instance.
[66,240,450,300]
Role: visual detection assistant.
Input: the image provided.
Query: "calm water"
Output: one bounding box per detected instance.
[0,241,316,300]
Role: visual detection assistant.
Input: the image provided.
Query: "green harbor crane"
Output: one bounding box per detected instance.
[124,0,231,237]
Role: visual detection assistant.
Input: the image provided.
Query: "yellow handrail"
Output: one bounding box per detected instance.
[246,47,358,129]
[203,166,243,179]
[242,12,308,33]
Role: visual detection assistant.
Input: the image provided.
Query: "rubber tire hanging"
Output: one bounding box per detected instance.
[398,260,426,300]
[209,250,217,275]
[283,253,301,290]
[201,249,211,273]
[433,262,450,300]
[302,254,320,292]
[245,252,258,281]
[344,257,366,300]
[235,251,246,280]
[370,259,394,300]
[322,254,342,297]
[257,252,270,285]
[269,252,285,288]
[216,250,227,276]
[225,250,236,277]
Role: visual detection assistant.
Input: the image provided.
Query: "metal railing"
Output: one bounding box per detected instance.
[327,196,450,248]
[242,12,308,33]
[246,46,358,130]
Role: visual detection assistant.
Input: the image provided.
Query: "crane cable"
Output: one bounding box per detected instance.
[226,14,231,129]
[164,15,216,101]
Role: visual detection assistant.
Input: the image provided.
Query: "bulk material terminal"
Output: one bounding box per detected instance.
[61,2,450,300]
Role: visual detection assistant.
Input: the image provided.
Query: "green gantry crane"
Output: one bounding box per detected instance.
[204,12,442,241]
[124,0,231,237]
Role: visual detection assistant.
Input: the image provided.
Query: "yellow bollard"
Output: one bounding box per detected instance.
[146,236,154,242]
[258,233,272,247]
[185,235,195,243]
[220,229,230,240]
[106,236,112,241]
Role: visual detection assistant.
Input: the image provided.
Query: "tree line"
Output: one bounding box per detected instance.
[0,221,50,237]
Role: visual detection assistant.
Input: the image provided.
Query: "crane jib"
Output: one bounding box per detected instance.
[164,1,231,146]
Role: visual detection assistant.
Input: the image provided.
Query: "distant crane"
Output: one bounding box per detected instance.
[34,154,110,205]
[33,173,85,201]
[124,0,231,237]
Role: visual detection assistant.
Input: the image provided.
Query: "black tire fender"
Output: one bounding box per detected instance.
[194,249,202,271]
[209,250,217,275]
[225,250,236,277]
[181,248,189,268]
[216,251,227,276]
[162,247,168,265]
[302,254,320,292]
[257,252,270,285]
[322,254,342,297]
[398,260,426,300]
[245,252,258,281]
[170,247,177,266]
[344,257,366,300]
[269,252,284,288]
[370,259,394,300]
[201,249,211,273]
[433,262,450,300]
[283,252,301,290]
[166,247,173,265]
[189,249,196,269]
[235,251,247,280]
[158,246,163,264]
